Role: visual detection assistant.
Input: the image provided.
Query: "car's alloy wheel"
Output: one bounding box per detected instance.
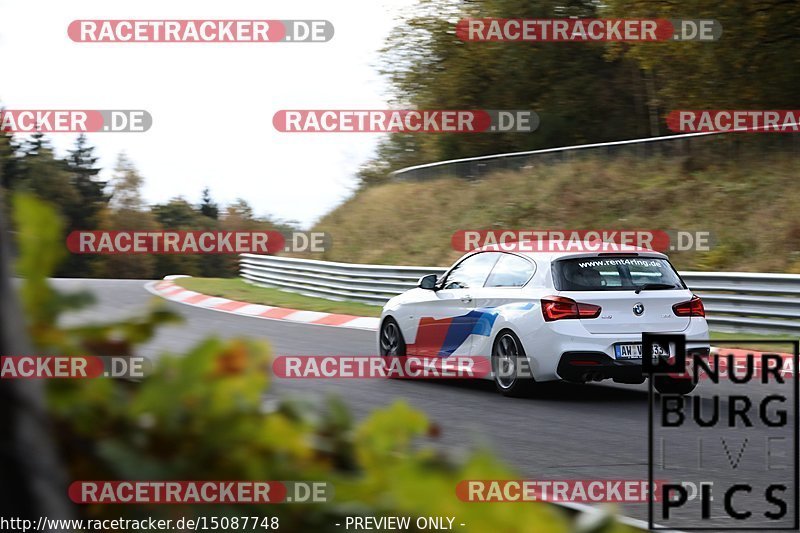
[492,331,535,397]
[494,333,519,390]
[379,318,406,357]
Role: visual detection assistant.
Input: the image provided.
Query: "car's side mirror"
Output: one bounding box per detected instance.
[418,274,438,290]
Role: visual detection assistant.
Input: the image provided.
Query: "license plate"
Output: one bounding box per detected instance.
[614,343,668,360]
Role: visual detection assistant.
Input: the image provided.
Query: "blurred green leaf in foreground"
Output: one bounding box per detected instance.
[13,193,635,532]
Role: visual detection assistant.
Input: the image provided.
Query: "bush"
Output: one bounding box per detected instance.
[14,193,633,532]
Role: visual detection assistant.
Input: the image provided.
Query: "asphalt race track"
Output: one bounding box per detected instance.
[52,279,798,528]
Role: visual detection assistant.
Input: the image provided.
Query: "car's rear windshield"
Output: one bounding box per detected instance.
[552,256,686,291]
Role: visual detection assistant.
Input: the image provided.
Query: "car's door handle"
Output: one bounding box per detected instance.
[461,295,473,303]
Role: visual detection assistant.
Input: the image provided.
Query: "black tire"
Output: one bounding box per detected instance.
[492,330,536,397]
[379,317,406,357]
[653,375,697,395]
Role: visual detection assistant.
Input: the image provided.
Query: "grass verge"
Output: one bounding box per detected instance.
[709,331,798,354]
[173,277,383,317]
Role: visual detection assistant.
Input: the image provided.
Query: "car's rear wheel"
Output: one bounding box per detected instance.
[379,317,406,357]
[653,375,696,395]
[492,330,536,397]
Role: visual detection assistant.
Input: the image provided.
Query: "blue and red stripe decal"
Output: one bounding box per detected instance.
[409,309,498,357]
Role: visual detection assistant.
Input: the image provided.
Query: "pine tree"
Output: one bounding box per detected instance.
[0,129,23,191]
[199,187,219,220]
[65,134,107,229]
[17,133,80,212]
[15,133,82,276]
[23,131,45,156]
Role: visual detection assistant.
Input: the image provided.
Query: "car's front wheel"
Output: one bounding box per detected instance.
[379,317,406,357]
[653,375,696,395]
[492,330,536,397]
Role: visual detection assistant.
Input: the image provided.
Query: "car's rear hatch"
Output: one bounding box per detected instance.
[563,289,692,333]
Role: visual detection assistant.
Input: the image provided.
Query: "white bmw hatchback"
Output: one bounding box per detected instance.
[378,245,710,397]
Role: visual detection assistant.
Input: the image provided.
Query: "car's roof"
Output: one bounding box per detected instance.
[474,240,669,261]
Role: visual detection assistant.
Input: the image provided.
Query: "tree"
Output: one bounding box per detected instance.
[0,128,23,192]
[363,0,648,179]
[65,134,107,229]
[217,199,276,276]
[153,196,200,228]
[223,198,256,228]
[0,129,22,217]
[16,134,80,217]
[360,0,800,184]
[603,0,800,110]
[152,197,205,278]
[108,153,145,211]
[94,154,158,279]
[199,187,219,220]
[22,131,45,157]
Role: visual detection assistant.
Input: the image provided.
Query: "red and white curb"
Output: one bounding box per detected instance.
[144,277,796,362]
[145,277,380,331]
[709,346,795,375]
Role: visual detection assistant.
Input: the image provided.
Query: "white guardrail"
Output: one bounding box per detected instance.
[240,254,800,335]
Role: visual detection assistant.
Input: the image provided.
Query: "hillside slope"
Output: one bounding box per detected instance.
[313,154,800,273]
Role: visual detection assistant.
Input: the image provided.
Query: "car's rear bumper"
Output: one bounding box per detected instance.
[556,347,711,383]
[517,316,710,381]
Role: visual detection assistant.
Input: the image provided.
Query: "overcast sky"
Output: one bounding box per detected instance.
[0,0,416,227]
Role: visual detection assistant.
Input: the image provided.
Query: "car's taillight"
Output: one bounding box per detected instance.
[673,295,705,317]
[541,296,602,322]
